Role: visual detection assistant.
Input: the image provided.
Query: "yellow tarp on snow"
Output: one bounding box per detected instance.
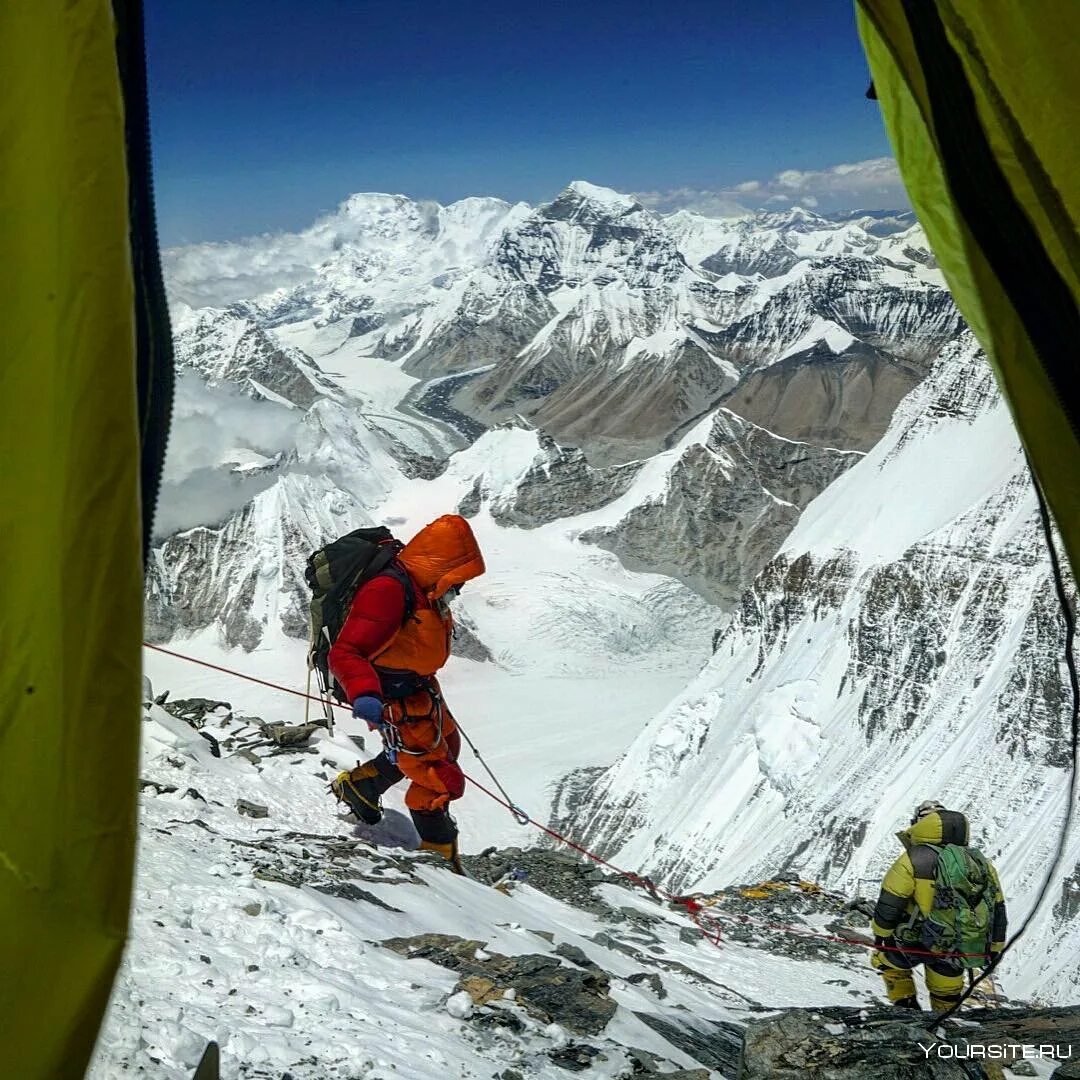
[0,2,143,1076]
[857,0,1080,586]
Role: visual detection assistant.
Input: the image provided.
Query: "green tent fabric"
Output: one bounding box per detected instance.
[856,0,1080,586]
[1,2,1075,1076]
[0,2,171,1076]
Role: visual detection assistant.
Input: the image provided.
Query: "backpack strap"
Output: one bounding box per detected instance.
[893,844,940,933]
[365,562,419,664]
[909,843,940,879]
[377,560,418,626]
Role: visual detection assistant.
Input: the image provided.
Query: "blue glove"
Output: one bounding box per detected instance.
[351,695,384,728]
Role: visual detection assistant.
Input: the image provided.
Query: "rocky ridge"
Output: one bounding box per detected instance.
[557,334,1080,1003]
[95,685,1078,1078]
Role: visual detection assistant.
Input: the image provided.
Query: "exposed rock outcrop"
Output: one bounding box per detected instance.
[488,431,642,528]
[739,1005,1080,1079]
[720,342,926,451]
[582,410,861,605]
[381,933,617,1036]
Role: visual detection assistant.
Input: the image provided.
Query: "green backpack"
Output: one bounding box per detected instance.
[304,526,414,705]
[917,843,994,969]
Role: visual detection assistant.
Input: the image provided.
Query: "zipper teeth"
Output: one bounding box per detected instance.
[117,0,175,562]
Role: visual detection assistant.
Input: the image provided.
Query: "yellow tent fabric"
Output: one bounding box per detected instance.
[856,0,1080,587]
[0,2,143,1076]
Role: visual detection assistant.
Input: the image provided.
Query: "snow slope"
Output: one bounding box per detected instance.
[569,335,1080,1002]
[89,694,887,1079]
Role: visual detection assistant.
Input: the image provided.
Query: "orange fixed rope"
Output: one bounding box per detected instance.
[142,642,991,962]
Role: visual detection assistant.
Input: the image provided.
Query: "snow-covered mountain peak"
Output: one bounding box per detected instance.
[538,182,655,234]
[337,190,437,225]
[757,205,828,229]
[562,179,642,211]
[496,183,687,300]
[438,194,528,231]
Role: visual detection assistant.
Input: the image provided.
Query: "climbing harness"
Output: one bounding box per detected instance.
[377,683,448,765]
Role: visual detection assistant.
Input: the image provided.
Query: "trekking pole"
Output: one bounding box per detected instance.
[304,667,312,726]
[310,658,336,736]
[455,721,530,825]
[320,683,335,737]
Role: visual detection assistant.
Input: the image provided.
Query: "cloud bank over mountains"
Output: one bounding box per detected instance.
[635,156,908,216]
[164,160,911,311]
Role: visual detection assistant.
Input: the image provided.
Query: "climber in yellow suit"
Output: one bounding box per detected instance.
[869,801,1007,1012]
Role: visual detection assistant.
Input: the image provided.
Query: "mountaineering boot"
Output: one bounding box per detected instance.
[419,838,466,876]
[330,762,385,825]
[893,995,922,1011]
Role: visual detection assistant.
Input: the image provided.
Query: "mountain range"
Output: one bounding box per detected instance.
[127,179,1079,1077]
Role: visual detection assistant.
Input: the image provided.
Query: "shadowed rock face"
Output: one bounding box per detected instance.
[451,610,494,663]
[582,410,861,605]
[487,431,643,528]
[739,1005,1080,1079]
[176,310,336,408]
[720,343,927,451]
[523,338,738,466]
[401,282,555,381]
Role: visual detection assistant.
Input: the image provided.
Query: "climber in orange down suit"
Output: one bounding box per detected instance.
[329,515,485,869]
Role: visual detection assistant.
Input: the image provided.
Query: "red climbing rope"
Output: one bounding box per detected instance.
[144,642,337,714]
[463,772,990,961]
[461,772,728,945]
[142,642,992,963]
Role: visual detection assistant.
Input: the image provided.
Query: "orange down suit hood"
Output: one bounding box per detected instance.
[397,514,486,600]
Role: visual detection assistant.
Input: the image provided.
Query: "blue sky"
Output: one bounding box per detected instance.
[147,1,902,246]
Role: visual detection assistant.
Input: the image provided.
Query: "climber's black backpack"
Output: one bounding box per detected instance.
[305,526,415,703]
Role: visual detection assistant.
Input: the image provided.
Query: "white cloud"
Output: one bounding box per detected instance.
[635,157,909,217]
[155,373,302,538]
[163,192,443,309]
[635,186,754,218]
